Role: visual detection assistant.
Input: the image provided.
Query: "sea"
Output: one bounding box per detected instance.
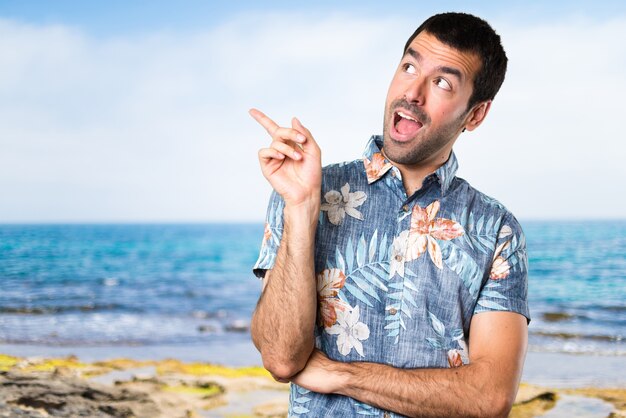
[1,221,625,368]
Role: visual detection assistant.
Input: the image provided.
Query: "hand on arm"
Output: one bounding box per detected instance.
[249,109,322,381]
[293,311,528,418]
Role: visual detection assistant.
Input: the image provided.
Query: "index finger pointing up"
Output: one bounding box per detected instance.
[249,108,279,136]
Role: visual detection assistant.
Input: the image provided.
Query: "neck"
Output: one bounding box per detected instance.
[383,149,451,196]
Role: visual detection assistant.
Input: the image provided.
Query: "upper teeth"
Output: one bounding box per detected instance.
[397,111,417,122]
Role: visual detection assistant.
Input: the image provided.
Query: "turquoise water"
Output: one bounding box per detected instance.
[0,224,263,346]
[0,221,624,355]
[524,221,626,355]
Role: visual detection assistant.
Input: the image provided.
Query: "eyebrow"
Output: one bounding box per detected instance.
[405,47,463,81]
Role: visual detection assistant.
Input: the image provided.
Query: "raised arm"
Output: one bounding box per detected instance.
[249,109,322,381]
[293,311,528,418]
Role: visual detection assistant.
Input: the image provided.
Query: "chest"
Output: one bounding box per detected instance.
[313,181,498,367]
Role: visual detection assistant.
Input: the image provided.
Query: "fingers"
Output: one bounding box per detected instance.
[249,108,279,136]
[258,141,301,162]
[270,140,302,160]
[292,117,319,152]
[258,148,285,161]
[251,108,320,166]
[292,117,311,140]
[250,108,306,145]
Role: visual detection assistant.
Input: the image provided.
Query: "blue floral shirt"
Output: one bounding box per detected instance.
[253,136,530,417]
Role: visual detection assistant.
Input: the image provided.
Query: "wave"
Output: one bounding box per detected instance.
[541,312,581,322]
[601,305,626,312]
[537,306,626,323]
[0,303,135,315]
[530,330,623,343]
[0,337,156,346]
[528,344,626,356]
[0,333,240,347]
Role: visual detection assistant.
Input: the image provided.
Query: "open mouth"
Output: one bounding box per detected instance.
[393,110,423,137]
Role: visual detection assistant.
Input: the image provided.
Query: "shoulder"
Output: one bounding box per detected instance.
[450,177,524,238]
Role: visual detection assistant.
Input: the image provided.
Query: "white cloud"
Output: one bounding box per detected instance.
[0,13,624,222]
[455,16,626,219]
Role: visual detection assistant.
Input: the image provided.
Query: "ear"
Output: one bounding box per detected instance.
[464,101,492,132]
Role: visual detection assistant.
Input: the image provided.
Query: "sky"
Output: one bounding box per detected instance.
[1,1,625,222]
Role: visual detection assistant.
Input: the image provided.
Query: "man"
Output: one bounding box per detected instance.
[250,12,529,418]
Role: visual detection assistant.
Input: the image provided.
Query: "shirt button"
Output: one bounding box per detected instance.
[384,412,391,418]
[394,255,402,262]
[389,308,398,315]
[391,170,396,177]
[401,204,409,212]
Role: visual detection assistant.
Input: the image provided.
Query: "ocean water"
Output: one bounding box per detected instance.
[0,224,263,349]
[524,220,626,355]
[0,221,624,358]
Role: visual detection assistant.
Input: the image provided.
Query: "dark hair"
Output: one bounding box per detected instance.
[404,12,508,110]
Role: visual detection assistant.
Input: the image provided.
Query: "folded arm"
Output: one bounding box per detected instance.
[251,205,319,380]
[293,311,528,418]
[249,109,322,381]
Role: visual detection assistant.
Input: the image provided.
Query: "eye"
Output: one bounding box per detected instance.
[402,63,416,74]
[435,77,452,91]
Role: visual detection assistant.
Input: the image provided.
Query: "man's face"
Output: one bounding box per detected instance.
[383,32,481,167]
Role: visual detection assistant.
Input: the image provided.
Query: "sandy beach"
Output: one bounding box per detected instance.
[1,347,625,418]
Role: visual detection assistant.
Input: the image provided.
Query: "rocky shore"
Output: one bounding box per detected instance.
[0,354,288,417]
[1,353,625,417]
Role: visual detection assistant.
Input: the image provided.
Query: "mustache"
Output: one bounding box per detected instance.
[390,98,431,125]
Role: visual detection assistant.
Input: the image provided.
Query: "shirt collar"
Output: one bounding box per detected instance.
[361,135,459,195]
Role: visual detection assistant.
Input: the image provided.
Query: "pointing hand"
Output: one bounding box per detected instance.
[250,108,322,208]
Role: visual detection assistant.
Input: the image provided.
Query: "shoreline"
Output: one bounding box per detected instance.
[523,351,626,389]
[1,351,625,418]
[0,337,262,367]
[2,341,625,389]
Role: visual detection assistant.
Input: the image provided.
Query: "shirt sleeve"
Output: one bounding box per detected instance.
[473,214,531,323]
[252,190,285,279]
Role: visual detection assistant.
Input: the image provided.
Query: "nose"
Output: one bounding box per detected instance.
[404,77,427,106]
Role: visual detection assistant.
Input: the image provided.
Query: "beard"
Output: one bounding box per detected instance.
[382,98,467,166]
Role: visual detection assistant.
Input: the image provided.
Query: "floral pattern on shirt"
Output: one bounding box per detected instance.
[320,183,367,225]
[262,222,272,245]
[363,152,393,183]
[317,268,350,328]
[447,336,469,368]
[426,311,469,369]
[490,229,512,280]
[254,136,530,418]
[389,230,410,278]
[326,305,370,357]
[407,200,465,269]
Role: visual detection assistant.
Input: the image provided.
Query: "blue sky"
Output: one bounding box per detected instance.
[1,1,625,221]
[3,0,626,35]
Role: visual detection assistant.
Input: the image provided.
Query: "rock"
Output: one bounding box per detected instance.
[253,399,289,417]
[0,370,161,417]
[53,366,78,378]
[15,357,45,369]
[0,400,48,417]
[510,384,558,418]
[514,384,556,404]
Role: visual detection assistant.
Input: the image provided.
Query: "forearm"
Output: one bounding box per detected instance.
[251,202,319,378]
[292,302,526,416]
[335,360,512,418]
